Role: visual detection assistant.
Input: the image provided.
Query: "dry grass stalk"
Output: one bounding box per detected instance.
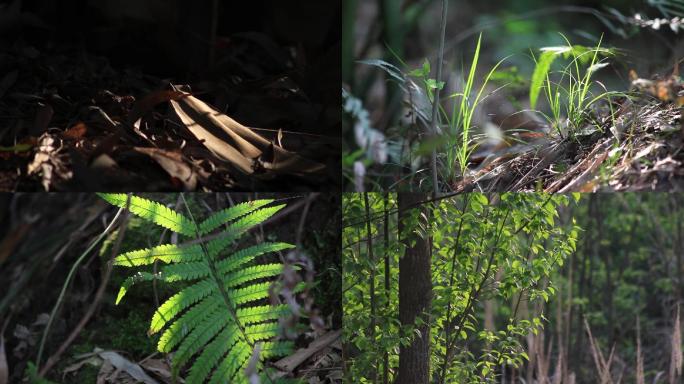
[584,319,614,384]
[567,372,576,384]
[535,333,551,384]
[552,352,563,384]
[669,305,682,384]
[526,332,537,383]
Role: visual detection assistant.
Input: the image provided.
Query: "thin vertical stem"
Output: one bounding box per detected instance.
[430,0,448,196]
[364,192,377,382]
[383,193,390,384]
[36,202,126,373]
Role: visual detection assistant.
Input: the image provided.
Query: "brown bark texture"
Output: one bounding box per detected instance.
[397,193,432,384]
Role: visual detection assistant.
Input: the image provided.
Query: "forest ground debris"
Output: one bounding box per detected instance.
[455,96,683,192]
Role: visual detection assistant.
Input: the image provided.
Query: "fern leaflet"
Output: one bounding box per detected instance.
[99,194,296,383]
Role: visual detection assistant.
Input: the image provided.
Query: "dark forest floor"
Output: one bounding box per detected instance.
[0,38,340,192]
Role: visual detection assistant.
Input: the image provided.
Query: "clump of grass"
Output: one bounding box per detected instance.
[530,34,623,139]
[410,33,505,184]
[358,34,504,188]
[442,33,506,182]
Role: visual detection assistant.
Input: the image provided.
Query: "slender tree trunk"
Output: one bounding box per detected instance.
[364,192,377,382]
[573,195,596,373]
[397,193,431,384]
[564,251,574,382]
[555,283,563,384]
[674,196,683,303]
[597,198,615,347]
[429,0,448,194]
[383,193,390,384]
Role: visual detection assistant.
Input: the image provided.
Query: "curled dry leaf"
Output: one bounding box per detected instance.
[170,95,256,174]
[27,133,73,191]
[133,147,199,190]
[97,351,159,384]
[169,93,325,175]
[62,122,88,140]
[127,89,186,125]
[138,359,172,382]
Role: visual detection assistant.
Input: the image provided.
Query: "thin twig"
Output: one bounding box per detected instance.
[296,194,318,248]
[430,0,448,196]
[38,197,131,377]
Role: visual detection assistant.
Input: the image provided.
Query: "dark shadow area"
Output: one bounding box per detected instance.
[0,0,341,191]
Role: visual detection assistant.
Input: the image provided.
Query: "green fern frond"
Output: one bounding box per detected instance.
[163,261,209,282]
[208,342,252,384]
[99,194,297,383]
[199,199,275,235]
[114,243,205,267]
[173,310,231,371]
[245,322,281,342]
[157,295,222,353]
[187,326,238,384]
[223,264,285,288]
[97,193,197,237]
[116,271,161,304]
[116,243,296,303]
[217,242,295,275]
[151,280,218,334]
[237,304,291,325]
[230,281,276,306]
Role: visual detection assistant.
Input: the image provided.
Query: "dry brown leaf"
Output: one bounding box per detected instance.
[170,94,325,175]
[170,97,255,174]
[27,134,73,191]
[62,122,88,140]
[558,150,609,193]
[90,154,118,169]
[138,359,172,383]
[62,355,101,378]
[127,89,186,125]
[134,147,198,190]
[97,351,158,384]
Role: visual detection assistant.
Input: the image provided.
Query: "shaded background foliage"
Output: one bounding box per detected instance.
[343,0,684,190]
[343,193,684,383]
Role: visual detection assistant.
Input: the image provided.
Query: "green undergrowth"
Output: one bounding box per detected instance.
[353,33,630,191]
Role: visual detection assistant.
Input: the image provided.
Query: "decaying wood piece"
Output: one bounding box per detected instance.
[272,329,341,374]
[507,141,567,191]
[545,138,613,193]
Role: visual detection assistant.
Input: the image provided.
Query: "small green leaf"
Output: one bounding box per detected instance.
[530,50,560,109]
